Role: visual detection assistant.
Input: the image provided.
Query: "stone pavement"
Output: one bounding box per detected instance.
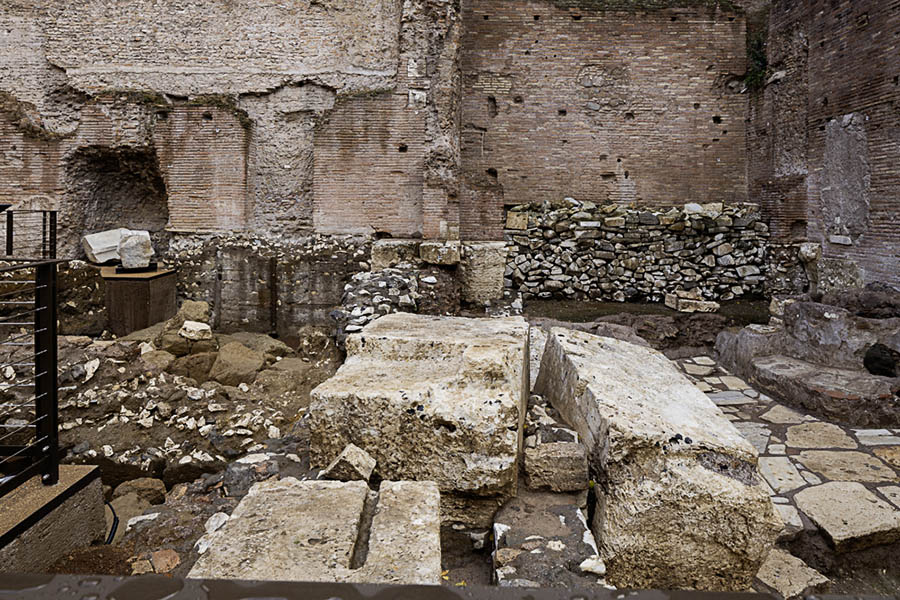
[676,356,900,596]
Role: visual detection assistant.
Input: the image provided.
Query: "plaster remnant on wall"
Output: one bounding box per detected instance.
[822,113,870,242]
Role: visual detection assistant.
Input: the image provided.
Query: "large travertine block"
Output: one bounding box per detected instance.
[188,478,441,585]
[310,314,529,525]
[535,328,781,591]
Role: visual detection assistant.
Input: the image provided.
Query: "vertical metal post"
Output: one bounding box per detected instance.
[34,262,59,486]
[49,212,57,260]
[42,212,48,259]
[6,211,13,256]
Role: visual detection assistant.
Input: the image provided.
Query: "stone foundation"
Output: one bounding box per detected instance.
[504,201,769,303]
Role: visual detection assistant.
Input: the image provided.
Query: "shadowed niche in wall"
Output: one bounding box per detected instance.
[64,146,170,257]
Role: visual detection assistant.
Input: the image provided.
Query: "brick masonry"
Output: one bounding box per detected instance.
[459,0,749,240]
[749,0,900,289]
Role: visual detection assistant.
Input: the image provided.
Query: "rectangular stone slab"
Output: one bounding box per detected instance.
[534,328,781,591]
[188,478,441,585]
[349,481,441,585]
[310,314,529,526]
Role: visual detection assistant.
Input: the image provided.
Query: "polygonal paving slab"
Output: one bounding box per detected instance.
[796,451,897,483]
[794,482,900,552]
[786,422,857,449]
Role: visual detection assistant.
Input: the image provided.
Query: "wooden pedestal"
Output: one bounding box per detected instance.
[101,267,177,337]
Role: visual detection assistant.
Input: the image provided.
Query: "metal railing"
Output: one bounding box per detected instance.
[0,210,57,260]
[0,259,62,498]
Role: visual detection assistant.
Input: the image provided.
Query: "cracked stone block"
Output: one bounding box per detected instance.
[118,229,154,269]
[310,313,529,527]
[188,478,440,585]
[320,443,376,482]
[493,489,603,588]
[82,228,130,264]
[794,482,900,552]
[535,328,781,591]
[524,442,589,493]
[419,240,460,266]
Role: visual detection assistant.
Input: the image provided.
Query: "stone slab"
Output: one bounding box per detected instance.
[775,504,804,541]
[734,422,771,454]
[349,481,441,585]
[755,549,829,599]
[760,405,812,425]
[535,328,780,591]
[795,450,897,483]
[752,355,900,428]
[794,482,900,552]
[874,446,900,469]
[759,457,807,494]
[188,478,441,585]
[708,390,756,406]
[785,422,857,449]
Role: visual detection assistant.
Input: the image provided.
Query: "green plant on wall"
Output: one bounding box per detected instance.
[745,31,768,91]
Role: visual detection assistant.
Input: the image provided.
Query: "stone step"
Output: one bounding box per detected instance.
[535,328,781,591]
[751,354,899,427]
[188,478,441,585]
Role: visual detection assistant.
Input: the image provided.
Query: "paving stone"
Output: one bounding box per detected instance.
[775,504,804,541]
[878,486,900,509]
[800,471,822,485]
[684,363,715,377]
[755,548,829,599]
[768,444,786,455]
[759,457,807,494]
[785,422,857,449]
[720,375,749,390]
[708,390,756,406]
[874,446,900,469]
[693,356,716,366]
[794,482,900,552]
[695,381,714,392]
[772,497,789,504]
[855,430,900,446]
[796,451,897,483]
[760,405,814,425]
[744,389,759,399]
[734,422,771,454]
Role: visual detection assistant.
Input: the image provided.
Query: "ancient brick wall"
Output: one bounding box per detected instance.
[154,106,250,233]
[751,0,900,290]
[459,0,748,240]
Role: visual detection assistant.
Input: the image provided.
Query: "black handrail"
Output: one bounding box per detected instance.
[2,210,57,260]
[0,260,64,498]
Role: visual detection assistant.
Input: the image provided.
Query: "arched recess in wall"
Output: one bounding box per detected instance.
[63,145,170,258]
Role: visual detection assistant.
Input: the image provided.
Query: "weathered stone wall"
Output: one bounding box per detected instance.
[0,0,460,248]
[749,0,900,290]
[459,0,749,240]
[504,201,769,302]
